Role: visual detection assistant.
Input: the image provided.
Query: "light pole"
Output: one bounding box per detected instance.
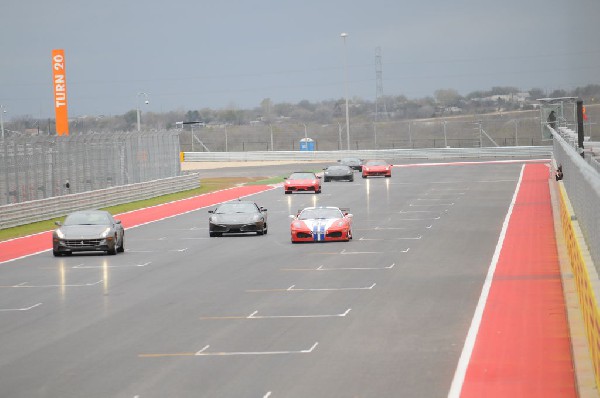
[513,119,518,146]
[302,123,307,140]
[269,124,274,151]
[136,92,149,132]
[0,105,6,139]
[341,32,350,150]
[443,120,448,148]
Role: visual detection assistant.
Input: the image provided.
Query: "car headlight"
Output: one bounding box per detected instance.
[100,228,111,238]
[336,221,345,227]
[253,214,262,222]
[292,221,303,228]
[55,229,65,239]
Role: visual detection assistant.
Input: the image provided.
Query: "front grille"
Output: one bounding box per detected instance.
[63,239,103,247]
[327,232,342,238]
[297,232,312,238]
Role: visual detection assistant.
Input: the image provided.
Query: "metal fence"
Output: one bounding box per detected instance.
[553,128,600,273]
[0,131,181,206]
[0,173,200,229]
[179,116,558,152]
[183,146,552,162]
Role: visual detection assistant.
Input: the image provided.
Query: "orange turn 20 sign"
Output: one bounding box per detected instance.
[52,49,69,136]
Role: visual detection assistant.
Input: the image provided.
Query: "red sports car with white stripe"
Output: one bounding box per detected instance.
[289,206,353,243]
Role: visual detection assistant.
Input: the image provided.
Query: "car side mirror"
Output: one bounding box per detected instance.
[208,210,214,214]
[261,208,267,212]
[116,220,122,224]
[288,215,296,219]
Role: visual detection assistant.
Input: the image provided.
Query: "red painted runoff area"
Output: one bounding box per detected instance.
[0,185,274,264]
[461,164,576,397]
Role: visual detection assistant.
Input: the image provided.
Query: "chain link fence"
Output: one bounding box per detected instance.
[0,131,181,206]
[179,116,551,152]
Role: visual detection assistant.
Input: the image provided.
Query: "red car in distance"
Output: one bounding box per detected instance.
[362,159,392,178]
[284,172,322,194]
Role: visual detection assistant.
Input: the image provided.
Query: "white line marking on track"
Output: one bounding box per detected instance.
[447,164,524,398]
[73,262,151,269]
[282,263,395,271]
[397,216,441,220]
[3,280,103,288]
[247,309,351,319]
[193,342,319,356]
[0,303,42,312]
[409,203,454,207]
[264,392,272,398]
[358,235,421,241]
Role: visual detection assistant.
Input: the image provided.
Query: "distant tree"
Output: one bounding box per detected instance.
[434,89,462,107]
[550,89,568,98]
[529,88,545,100]
[123,110,137,129]
[185,110,201,122]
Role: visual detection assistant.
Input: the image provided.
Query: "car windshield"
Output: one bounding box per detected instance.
[215,203,258,214]
[289,173,315,180]
[327,166,349,172]
[63,212,111,226]
[298,208,343,220]
[365,160,387,166]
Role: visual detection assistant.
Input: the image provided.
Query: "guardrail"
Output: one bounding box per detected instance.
[183,146,552,162]
[0,173,200,229]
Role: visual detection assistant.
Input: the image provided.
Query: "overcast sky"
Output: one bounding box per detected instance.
[1,0,599,119]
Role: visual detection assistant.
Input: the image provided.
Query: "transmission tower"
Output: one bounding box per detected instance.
[375,47,387,120]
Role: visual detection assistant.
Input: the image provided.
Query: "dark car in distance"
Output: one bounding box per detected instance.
[208,200,268,237]
[338,157,363,171]
[52,210,125,256]
[323,165,354,182]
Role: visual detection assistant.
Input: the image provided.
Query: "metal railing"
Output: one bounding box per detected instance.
[0,173,200,229]
[183,146,552,162]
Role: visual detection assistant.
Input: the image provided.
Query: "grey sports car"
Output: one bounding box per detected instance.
[323,165,354,182]
[208,200,268,237]
[52,210,125,256]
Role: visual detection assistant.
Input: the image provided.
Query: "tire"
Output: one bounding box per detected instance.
[385,174,391,178]
[53,250,61,257]
[209,231,221,237]
[107,246,117,255]
[117,234,125,253]
[285,190,291,195]
[316,188,322,194]
[362,175,367,179]
[349,176,354,182]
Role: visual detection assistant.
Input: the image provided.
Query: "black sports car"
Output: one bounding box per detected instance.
[338,157,363,171]
[323,165,354,182]
[208,201,268,237]
[52,210,125,256]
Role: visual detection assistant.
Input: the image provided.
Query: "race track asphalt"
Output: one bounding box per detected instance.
[0,160,573,397]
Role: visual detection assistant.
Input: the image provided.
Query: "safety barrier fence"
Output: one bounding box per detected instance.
[0,131,181,206]
[183,146,552,162]
[553,129,600,272]
[0,173,199,229]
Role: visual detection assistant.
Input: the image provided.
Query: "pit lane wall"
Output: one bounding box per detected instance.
[552,126,600,392]
[558,181,600,391]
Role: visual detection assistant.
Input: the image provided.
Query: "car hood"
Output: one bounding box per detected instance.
[57,225,110,239]
[326,170,351,176]
[211,214,258,223]
[286,178,316,185]
[297,218,340,231]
